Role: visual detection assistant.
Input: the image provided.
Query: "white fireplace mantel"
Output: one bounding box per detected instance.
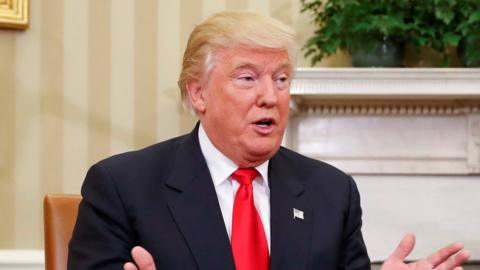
[288,68,480,261]
[291,67,480,99]
[288,68,480,175]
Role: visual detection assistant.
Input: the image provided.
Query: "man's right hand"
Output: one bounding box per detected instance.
[123,246,156,270]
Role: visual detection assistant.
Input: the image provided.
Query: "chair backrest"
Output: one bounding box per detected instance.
[44,194,82,270]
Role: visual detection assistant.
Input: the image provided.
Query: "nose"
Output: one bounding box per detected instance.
[257,77,278,108]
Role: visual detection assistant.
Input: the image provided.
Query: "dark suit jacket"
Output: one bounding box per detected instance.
[68,125,370,269]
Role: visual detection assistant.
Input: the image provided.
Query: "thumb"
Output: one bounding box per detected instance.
[131,246,156,270]
[389,233,416,261]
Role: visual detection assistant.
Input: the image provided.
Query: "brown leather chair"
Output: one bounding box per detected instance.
[44,194,82,270]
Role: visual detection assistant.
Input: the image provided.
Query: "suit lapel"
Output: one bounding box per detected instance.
[165,125,235,270]
[269,149,313,270]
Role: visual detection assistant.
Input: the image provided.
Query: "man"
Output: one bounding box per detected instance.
[68,11,470,270]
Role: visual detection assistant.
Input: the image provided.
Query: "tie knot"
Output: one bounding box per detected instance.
[231,168,259,185]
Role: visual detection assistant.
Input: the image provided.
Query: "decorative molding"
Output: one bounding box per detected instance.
[468,114,480,174]
[0,250,43,270]
[291,67,480,99]
[0,0,28,30]
[287,68,480,175]
[299,102,480,116]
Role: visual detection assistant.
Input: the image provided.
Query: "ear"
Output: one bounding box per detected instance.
[186,79,206,114]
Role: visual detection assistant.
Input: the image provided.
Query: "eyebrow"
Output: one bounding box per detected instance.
[232,59,292,73]
[232,61,260,72]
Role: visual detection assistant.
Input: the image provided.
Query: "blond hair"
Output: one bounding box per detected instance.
[178,11,297,112]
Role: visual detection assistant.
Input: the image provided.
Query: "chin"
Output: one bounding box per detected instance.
[246,140,281,161]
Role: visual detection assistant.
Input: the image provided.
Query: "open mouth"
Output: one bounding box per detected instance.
[255,118,275,128]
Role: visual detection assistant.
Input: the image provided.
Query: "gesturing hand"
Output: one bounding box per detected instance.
[123,246,157,270]
[381,234,470,270]
[122,234,470,270]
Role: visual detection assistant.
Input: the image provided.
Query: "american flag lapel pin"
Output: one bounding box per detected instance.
[293,208,304,220]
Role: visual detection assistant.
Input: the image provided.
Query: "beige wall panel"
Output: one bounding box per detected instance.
[180,0,201,59]
[202,0,226,18]
[40,0,64,197]
[63,0,88,194]
[0,31,15,248]
[111,0,135,155]
[247,0,270,15]
[0,0,350,250]
[291,0,309,67]
[179,0,201,133]
[14,0,42,248]
[226,0,247,10]
[134,0,158,149]
[88,0,111,165]
[157,0,183,141]
[270,0,292,25]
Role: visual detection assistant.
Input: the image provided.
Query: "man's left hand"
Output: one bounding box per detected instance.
[381,234,470,270]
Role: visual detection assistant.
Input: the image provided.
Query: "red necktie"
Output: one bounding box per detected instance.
[231,168,269,270]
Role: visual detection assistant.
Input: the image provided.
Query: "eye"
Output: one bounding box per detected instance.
[278,76,288,82]
[234,74,257,88]
[275,74,290,89]
[239,76,255,82]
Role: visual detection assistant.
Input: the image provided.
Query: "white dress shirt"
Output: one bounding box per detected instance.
[198,124,271,252]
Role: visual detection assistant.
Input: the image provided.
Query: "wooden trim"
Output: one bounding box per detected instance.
[0,250,43,268]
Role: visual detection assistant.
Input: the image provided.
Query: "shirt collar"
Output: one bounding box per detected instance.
[198,123,269,187]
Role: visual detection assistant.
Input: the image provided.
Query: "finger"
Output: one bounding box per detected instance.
[124,262,139,270]
[131,246,156,270]
[434,250,470,270]
[452,267,463,270]
[388,233,416,261]
[426,242,464,267]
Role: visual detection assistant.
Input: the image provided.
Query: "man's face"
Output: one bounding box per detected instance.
[189,46,292,167]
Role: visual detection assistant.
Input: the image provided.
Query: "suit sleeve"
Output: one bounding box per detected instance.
[339,176,371,270]
[68,163,135,269]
